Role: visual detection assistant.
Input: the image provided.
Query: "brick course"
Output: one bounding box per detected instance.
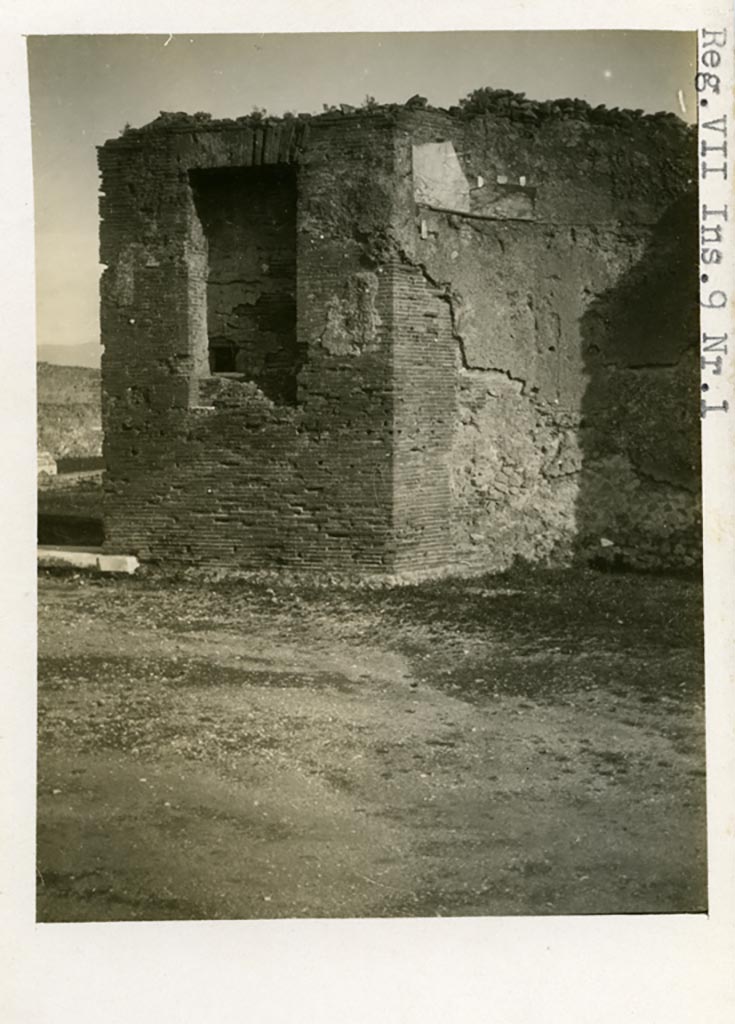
[99,103,699,574]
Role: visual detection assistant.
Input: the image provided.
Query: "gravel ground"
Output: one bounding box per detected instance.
[37,566,707,921]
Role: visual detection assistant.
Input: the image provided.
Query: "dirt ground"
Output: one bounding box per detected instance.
[36,566,707,921]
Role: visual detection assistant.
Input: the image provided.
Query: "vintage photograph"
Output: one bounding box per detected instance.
[31,31,706,922]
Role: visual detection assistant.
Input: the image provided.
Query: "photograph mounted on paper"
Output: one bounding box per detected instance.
[31,31,706,921]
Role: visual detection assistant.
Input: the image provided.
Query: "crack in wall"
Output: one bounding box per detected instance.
[397,246,530,391]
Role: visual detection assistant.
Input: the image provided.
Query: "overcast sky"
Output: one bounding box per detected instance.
[27,31,696,356]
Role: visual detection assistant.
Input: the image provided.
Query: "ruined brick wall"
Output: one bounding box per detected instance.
[99,114,399,569]
[389,108,699,572]
[100,102,699,575]
[391,258,456,574]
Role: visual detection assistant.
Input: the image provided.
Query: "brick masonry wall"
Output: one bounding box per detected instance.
[99,115,399,570]
[391,113,700,572]
[391,258,456,574]
[99,104,699,575]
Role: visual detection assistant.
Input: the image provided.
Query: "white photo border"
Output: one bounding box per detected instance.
[1,4,733,1023]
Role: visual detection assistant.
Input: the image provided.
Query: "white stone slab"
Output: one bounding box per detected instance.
[38,548,139,574]
[412,141,470,213]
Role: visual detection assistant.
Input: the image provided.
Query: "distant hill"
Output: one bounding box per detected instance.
[37,362,102,459]
[37,342,101,369]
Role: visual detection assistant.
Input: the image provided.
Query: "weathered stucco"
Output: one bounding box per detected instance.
[388,110,699,573]
[98,99,699,575]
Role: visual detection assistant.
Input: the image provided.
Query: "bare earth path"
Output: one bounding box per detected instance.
[36,568,706,920]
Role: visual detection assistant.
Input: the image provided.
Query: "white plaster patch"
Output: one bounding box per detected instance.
[412,141,470,213]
